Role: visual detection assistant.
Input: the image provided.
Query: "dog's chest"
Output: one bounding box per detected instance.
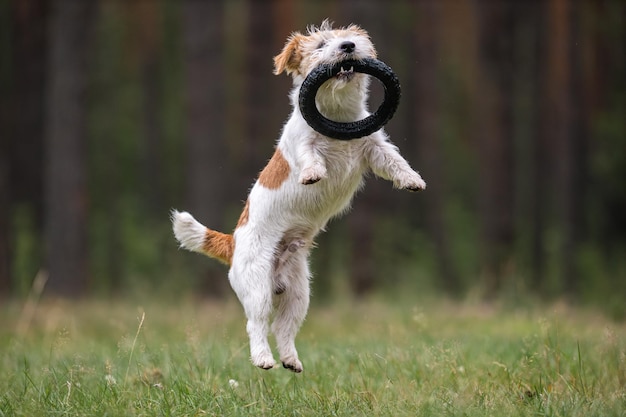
[300,141,366,215]
[324,142,365,183]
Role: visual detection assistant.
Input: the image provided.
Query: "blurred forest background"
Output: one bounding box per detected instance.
[0,0,624,312]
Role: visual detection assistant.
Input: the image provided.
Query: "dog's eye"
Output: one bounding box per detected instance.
[316,40,327,49]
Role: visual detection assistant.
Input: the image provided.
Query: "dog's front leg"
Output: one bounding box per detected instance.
[296,137,327,185]
[367,134,426,191]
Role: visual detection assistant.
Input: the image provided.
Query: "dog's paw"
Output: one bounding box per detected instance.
[251,353,276,370]
[282,357,303,373]
[396,172,426,192]
[299,165,327,185]
[406,179,426,192]
[287,239,306,253]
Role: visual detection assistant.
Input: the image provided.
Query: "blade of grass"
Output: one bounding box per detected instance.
[124,311,145,386]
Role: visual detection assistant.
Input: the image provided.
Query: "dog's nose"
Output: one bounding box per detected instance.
[339,41,356,53]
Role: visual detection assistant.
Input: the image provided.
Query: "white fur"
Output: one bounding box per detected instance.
[171,210,206,254]
[172,21,425,373]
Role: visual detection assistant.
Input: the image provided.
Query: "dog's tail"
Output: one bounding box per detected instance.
[171,210,233,265]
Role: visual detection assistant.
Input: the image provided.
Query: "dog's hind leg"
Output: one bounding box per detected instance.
[229,248,276,370]
[272,251,310,372]
[273,238,306,294]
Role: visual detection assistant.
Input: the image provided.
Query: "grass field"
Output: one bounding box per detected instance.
[1,296,624,416]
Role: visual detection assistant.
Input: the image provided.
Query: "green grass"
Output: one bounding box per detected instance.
[1,297,624,416]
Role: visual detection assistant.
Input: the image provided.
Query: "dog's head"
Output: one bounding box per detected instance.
[274,20,377,86]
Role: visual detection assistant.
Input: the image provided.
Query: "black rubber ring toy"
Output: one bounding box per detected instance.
[298,57,401,140]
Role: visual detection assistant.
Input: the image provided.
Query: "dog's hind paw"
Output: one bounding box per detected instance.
[251,354,276,370]
[282,358,303,373]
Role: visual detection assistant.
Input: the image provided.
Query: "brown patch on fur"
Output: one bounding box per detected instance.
[273,33,305,75]
[236,199,250,228]
[258,149,291,189]
[202,229,234,265]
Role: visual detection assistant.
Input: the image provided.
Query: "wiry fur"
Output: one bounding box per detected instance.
[172,20,426,373]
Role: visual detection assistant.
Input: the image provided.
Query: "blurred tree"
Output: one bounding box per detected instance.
[86,0,129,293]
[0,0,48,295]
[44,1,95,296]
[182,0,229,296]
[243,0,286,186]
[558,0,588,298]
[273,0,296,41]
[8,0,47,230]
[585,0,626,300]
[474,0,516,299]
[0,0,12,295]
[534,0,583,297]
[413,1,461,297]
[529,1,549,295]
[0,135,7,295]
[244,0,271,179]
[0,0,623,303]
[126,1,166,217]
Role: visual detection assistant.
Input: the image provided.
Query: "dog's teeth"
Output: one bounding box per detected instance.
[349,66,354,72]
[340,66,345,73]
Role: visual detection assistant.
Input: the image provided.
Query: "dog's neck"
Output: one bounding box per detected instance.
[292,75,369,123]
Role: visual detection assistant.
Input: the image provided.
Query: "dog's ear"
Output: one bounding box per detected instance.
[273,33,304,75]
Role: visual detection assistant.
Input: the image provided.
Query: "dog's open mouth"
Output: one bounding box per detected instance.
[335,66,355,82]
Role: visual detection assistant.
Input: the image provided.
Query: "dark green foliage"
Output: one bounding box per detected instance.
[0,1,623,309]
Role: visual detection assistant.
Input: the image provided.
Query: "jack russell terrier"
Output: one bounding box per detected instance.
[172,20,425,373]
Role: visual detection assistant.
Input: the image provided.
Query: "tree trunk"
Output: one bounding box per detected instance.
[530,2,549,295]
[0,143,8,296]
[562,0,587,298]
[0,0,49,296]
[474,1,516,299]
[413,1,461,297]
[0,3,11,296]
[244,0,282,189]
[133,1,165,217]
[44,1,95,296]
[531,0,589,299]
[182,0,229,296]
